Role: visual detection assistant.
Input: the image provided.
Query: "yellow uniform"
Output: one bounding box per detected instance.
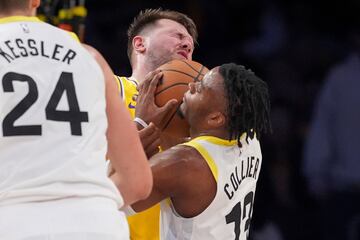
[116,76,160,240]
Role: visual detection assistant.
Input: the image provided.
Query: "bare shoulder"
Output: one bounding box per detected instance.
[151,144,202,161]
[150,144,206,172]
[148,143,213,204]
[151,144,217,217]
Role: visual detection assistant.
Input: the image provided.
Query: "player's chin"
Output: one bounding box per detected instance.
[174,53,188,60]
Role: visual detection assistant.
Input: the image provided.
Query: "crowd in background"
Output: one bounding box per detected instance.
[82,1,360,239]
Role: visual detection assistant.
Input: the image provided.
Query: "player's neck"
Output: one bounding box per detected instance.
[131,60,155,83]
[131,68,152,84]
[190,128,229,141]
[130,71,144,83]
[0,9,34,18]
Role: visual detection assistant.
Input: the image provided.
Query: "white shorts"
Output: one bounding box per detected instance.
[0,197,129,240]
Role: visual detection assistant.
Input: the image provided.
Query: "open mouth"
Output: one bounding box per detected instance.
[177,51,188,59]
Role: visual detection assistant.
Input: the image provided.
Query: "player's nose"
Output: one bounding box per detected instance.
[181,38,193,54]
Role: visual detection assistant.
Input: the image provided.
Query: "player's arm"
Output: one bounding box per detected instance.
[131,145,203,212]
[82,44,152,205]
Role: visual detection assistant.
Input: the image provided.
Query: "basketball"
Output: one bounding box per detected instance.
[155,59,209,139]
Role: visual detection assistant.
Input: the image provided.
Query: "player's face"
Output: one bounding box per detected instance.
[145,19,194,69]
[180,67,226,128]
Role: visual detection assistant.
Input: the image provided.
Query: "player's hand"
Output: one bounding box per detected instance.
[139,122,161,158]
[135,70,178,130]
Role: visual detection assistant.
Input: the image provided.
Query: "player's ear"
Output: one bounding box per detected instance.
[207,111,226,128]
[31,0,40,9]
[29,0,40,15]
[133,36,146,54]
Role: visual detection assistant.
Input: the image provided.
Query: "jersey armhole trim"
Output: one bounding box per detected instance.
[115,76,124,100]
[67,32,80,42]
[182,141,218,182]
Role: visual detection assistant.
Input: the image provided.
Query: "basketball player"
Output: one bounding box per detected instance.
[115,9,198,240]
[129,63,272,240]
[0,0,152,239]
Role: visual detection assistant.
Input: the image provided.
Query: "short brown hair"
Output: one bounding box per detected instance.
[127,8,198,61]
[0,0,28,13]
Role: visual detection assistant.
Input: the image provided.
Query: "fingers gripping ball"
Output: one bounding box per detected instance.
[155,59,209,139]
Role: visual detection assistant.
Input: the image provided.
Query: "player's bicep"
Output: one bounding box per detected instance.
[132,148,191,211]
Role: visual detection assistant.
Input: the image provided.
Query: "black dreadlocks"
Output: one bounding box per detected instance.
[219,63,271,147]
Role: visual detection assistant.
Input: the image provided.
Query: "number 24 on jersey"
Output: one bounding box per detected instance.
[2,71,88,137]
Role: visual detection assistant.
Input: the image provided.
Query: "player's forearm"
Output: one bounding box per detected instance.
[111,171,152,206]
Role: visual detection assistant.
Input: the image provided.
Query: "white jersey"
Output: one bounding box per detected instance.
[160,135,262,240]
[0,17,122,208]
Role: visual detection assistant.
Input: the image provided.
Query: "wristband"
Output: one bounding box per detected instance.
[134,117,149,128]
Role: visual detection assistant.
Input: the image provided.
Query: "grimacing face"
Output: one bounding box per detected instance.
[180,67,226,127]
[144,19,194,68]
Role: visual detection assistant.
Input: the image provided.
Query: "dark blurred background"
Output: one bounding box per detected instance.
[40,0,360,239]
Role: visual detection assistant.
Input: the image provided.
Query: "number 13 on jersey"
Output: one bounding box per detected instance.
[226,191,254,240]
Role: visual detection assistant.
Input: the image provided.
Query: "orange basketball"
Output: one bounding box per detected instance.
[155,59,209,139]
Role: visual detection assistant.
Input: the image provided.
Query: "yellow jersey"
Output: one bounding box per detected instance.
[116,76,160,240]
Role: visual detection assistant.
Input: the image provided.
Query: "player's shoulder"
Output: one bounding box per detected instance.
[154,144,204,169]
[117,76,138,87]
[40,20,81,43]
[115,76,138,89]
[151,145,215,195]
[116,76,138,97]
